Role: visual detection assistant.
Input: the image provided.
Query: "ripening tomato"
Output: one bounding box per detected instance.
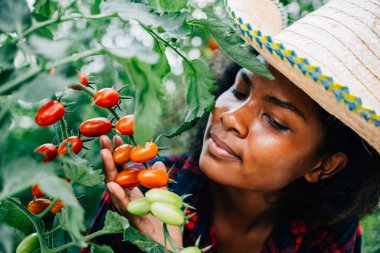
[79,118,113,137]
[34,143,57,162]
[138,169,169,188]
[145,188,183,208]
[114,169,140,188]
[35,101,65,126]
[93,88,120,108]
[28,199,52,215]
[127,197,151,216]
[208,38,219,51]
[150,202,184,226]
[50,199,64,214]
[113,144,133,165]
[115,115,134,135]
[58,136,83,156]
[16,233,40,253]
[130,142,158,163]
[31,184,45,198]
[180,247,202,253]
[71,71,89,90]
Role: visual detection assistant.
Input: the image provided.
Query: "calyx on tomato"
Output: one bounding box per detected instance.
[113,144,133,165]
[115,115,134,135]
[114,169,140,188]
[138,169,169,188]
[130,142,158,163]
[79,117,113,137]
[34,143,57,162]
[93,88,120,108]
[35,101,65,126]
[57,136,83,156]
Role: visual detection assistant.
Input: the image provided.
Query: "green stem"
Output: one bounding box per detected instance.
[6,197,49,252]
[37,198,60,219]
[163,224,179,253]
[59,118,69,140]
[44,224,64,236]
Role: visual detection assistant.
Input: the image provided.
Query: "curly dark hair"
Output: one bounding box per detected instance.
[191,57,380,227]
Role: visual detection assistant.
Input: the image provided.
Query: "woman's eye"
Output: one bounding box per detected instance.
[264,113,290,131]
[231,88,248,100]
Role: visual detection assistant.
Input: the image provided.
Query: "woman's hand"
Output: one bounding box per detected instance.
[99,135,183,249]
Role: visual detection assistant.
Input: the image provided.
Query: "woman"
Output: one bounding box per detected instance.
[86,0,380,252]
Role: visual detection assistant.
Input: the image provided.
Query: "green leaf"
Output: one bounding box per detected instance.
[151,39,170,78]
[91,0,103,15]
[60,155,105,187]
[0,223,24,253]
[29,35,70,60]
[0,0,32,33]
[102,211,130,233]
[166,59,216,138]
[33,0,59,19]
[32,13,54,40]
[147,0,187,13]
[0,44,17,71]
[0,96,13,149]
[90,243,114,253]
[189,19,274,80]
[124,225,170,253]
[0,199,33,235]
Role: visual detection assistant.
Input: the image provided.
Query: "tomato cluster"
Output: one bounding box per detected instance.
[115,167,169,189]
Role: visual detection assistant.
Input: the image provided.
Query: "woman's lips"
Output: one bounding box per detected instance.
[207,135,240,161]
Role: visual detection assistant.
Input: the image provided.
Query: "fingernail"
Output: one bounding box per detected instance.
[99,136,104,148]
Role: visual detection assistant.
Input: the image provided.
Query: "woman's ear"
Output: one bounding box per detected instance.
[304,152,348,183]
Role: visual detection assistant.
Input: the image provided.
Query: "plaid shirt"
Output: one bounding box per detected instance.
[83,152,362,253]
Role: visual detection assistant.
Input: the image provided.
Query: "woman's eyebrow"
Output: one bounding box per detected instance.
[264,95,307,121]
[241,71,253,87]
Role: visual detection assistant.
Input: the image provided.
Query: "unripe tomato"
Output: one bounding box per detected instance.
[57,136,83,156]
[79,117,113,137]
[71,71,89,90]
[93,88,120,108]
[114,169,140,188]
[115,115,134,135]
[28,199,52,215]
[31,184,45,198]
[34,143,57,162]
[180,247,202,253]
[51,199,64,214]
[145,188,183,208]
[138,169,169,188]
[130,142,158,163]
[35,101,65,126]
[150,202,184,226]
[113,144,133,165]
[16,233,40,253]
[127,197,151,216]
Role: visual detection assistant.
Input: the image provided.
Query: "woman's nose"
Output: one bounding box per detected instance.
[219,108,249,138]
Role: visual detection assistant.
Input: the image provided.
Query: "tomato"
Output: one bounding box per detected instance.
[180,247,202,253]
[28,199,52,215]
[145,188,183,208]
[114,169,140,188]
[115,115,134,135]
[35,101,65,126]
[130,142,158,163]
[71,71,89,90]
[138,169,169,188]
[208,38,219,51]
[16,233,40,253]
[79,117,113,137]
[57,136,83,156]
[31,184,45,198]
[34,143,57,162]
[50,199,64,214]
[113,144,133,165]
[150,202,184,226]
[93,88,120,108]
[127,197,151,216]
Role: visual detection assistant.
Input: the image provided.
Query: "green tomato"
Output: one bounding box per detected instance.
[150,202,184,226]
[127,197,151,216]
[16,233,40,253]
[180,246,202,253]
[145,188,183,208]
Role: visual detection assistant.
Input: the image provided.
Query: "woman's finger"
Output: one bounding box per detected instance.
[100,135,114,153]
[152,161,167,171]
[101,149,118,183]
[107,182,144,216]
[113,135,124,149]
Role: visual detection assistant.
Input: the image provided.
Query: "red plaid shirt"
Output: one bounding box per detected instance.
[83,152,362,253]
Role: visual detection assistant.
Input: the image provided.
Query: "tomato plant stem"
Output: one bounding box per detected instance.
[36,198,60,219]
[163,224,179,253]
[59,118,69,140]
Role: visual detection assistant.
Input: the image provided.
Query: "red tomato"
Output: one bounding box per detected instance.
[138,169,169,188]
[71,71,89,91]
[114,169,140,188]
[34,143,57,162]
[115,115,134,136]
[31,184,45,198]
[79,117,113,137]
[28,199,52,215]
[57,136,83,156]
[50,199,64,214]
[35,101,65,126]
[93,88,120,108]
[208,38,219,51]
[113,144,133,165]
[130,142,158,163]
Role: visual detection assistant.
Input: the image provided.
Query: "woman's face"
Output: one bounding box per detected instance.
[199,66,324,192]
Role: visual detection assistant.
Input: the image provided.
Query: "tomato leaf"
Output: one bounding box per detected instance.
[0,199,33,235]
[0,96,13,149]
[0,0,32,33]
[33,0,59,19]
[152,39,170,78]
[29,36,71,60]
[90,243,114,253]
[0,44,17,72]
[188,19,274,80]
[166,59,216,138]
[124,226,170,253]
[102,211,130,233]
[60,155,105,187]
[147,0,187,13]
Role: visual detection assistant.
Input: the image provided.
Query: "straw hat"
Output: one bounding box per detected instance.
[224,0,380,154]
